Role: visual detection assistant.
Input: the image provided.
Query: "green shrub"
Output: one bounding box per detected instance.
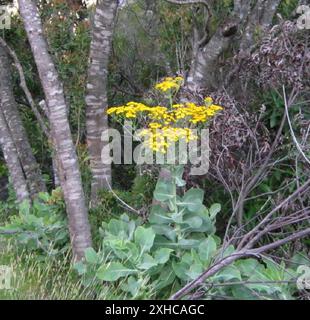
[75,166,298,299]
[0,189,68,257]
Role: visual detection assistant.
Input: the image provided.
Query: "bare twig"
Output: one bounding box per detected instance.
[104,177,141,216]
[236,110,287,226]
[238,178,310,250]
[283,86,310,166]
[250,228,310,255]
[170,227,310,300]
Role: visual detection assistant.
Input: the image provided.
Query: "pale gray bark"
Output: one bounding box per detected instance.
[0,41,46,199]
[18,0,92,260]
[166,0,211,10]
[0,106,29,203]
[0,38,50,139]
[86,0,119,207]
[239,0,281,52]
[187,24,236,90]
[52,156,60,188]
[184,0,282,90]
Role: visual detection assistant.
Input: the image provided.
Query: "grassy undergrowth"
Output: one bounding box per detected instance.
[0,240,114,300]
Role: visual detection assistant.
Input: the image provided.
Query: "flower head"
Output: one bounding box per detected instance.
[106,76,223,153]
[155,76,184,93]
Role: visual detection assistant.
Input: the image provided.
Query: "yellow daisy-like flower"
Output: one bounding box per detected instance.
[155,76,184,93]
[204,97,213,106]
[149,122,162,129]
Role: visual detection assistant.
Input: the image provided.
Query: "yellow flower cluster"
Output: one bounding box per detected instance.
[107,99,223,125]
[155,76,184,92]
[172,102,223,124]
[107,102,169,120]
[106,77,223,153]
[107,102,152,118]
[138,127,197,153]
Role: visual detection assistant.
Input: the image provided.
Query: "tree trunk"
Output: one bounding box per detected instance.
[18,0,92,260]
[187,26,236,90]
[0,42,46,198]
[0,107,29,203]
[186,0,281,91]
[86,0,119,207]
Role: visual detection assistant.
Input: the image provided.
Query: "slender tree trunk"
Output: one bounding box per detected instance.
[18,0,92,260]
[0,107,29,203]
[86,0,119,207]
[0,42,46,198]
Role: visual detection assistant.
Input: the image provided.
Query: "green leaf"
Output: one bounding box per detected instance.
[183,216,203,229]
[221,244,235,258]
[153,235,179,249]
[172,165,186,187]
[167,199,176,212]
[96,262,136,281]
[263,259,284,281]
[235,258,261,276]
[181,252,194,265]
[177,188,204,212]
[127,220,136,241]
[121,276,142,297]
[120,213,130,222]
[125,242,140,262]
[232,285,257,300]
[186,263,204,280]
[246,280,280,295]
[209,203,221,220]
[152,225,176,242]
[84,247,99,264]
[154,266,176,290]
[153,180,175,202]
[178,239,200,249]
[74,261,87,275]
[172,260,190,281]
[149,206,172,225]
[198,236,217,262]
[191,211,216,235]
[137,254,158,270]
[245,261,289,296]
[154,248,174,264]
[134,226,155,253]
[105,239,139,261]
[171,209,184,224]
[108,219,129,240]
[213,265,242,282]
[289,252,310,269]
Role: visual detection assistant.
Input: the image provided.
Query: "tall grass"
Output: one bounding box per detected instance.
[0,240,118,300]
